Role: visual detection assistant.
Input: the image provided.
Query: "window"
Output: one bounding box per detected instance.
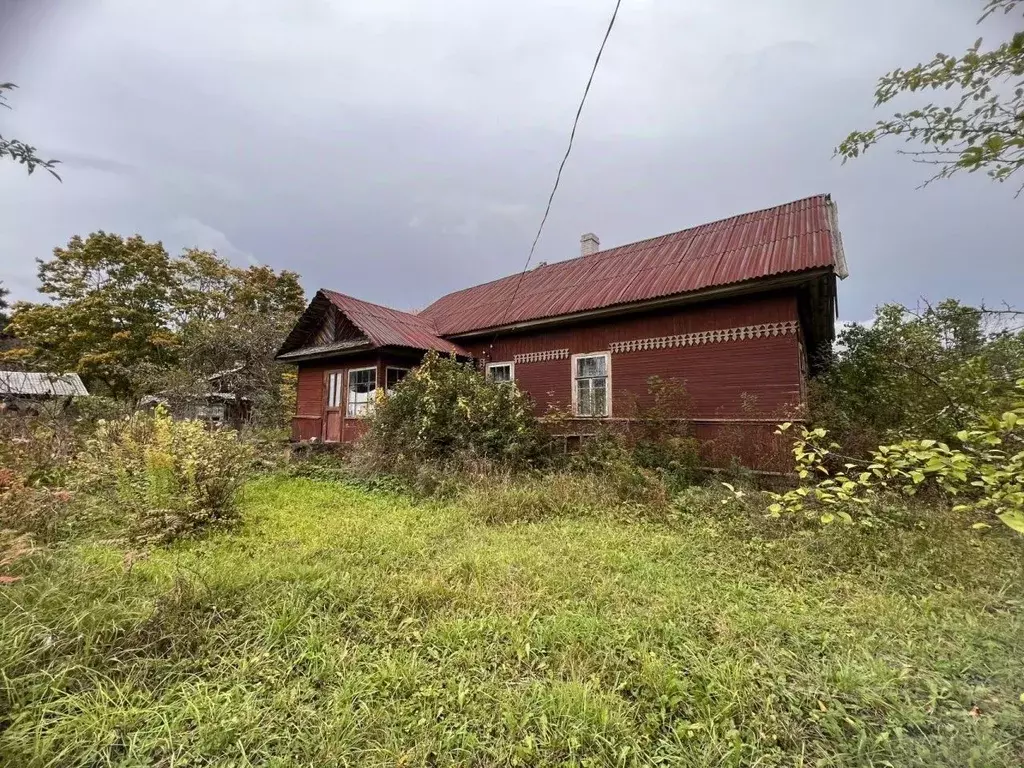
[386,367,409,394]
[347,367,377,417]
[327,371,344,408]
[572,352,610,417]
[196,403,226,424]
[486,362,514,383]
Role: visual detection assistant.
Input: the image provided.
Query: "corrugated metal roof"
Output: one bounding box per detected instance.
[321,291,469,356]
[419,194,844,336]
[0,371,89,397]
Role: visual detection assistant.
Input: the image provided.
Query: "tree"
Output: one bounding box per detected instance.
[837,0,1024,194]
[165,255,305,425]
[810,299,1024,454]
[0,280,9,333]
[2,233,178,397]
[2,232,305,408]
[1,83,60,180]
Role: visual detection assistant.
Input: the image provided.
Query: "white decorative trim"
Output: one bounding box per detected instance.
[514,348,569,364]
[609,321,798,354]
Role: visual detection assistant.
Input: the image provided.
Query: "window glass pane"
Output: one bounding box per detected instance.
[576,355,606,378]
[593,385,607,417]
[347,369,376,416]
[489,364,512,383]
[573,355,609,416]
[386,368,408,390]
[329,373,341,408]
[577,379,592,416]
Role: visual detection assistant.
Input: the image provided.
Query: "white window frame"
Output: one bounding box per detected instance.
[385,366,410,394]
[485,361,515,383]
[571,351,612,418]
[346,366,377,418]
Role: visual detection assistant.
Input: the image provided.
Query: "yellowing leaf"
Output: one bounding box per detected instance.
[997,511,1024,535]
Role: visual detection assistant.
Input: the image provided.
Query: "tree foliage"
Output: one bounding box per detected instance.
[1,83,60,180]
[2,232,304,409]
[811,299,1024,453]
[768,386,1024,534]
[3,233,178,397]
[837,0,1024,194]
[0,280,9,333]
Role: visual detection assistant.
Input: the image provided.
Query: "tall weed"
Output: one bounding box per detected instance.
[77,407,253,544]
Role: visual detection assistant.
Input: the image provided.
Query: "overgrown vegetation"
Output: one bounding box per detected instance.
[811,299,1024,452]
[2,251,1022,765]
[781,300,1024,533]
[358,352,549,486]
[1,477,1021,766]
[76,407,254,544]
[1,405,254,565]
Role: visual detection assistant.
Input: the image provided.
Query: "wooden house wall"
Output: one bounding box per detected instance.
[291,291,808,469]
[461,291,805,419]
[293,350,422,443]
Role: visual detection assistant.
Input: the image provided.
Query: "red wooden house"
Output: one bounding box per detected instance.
[276,194,848,468]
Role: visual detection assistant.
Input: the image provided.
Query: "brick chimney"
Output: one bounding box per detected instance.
[580,232,600,256]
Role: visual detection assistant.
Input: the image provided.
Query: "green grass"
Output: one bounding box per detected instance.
[2,476,1023,766]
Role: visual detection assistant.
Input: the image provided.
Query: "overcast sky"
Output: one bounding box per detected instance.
[1,0,1021,323]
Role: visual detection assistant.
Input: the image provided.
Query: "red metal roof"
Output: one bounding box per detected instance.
[419,194,845,336]
[321,290,468,356]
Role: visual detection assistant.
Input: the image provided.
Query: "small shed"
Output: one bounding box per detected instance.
[0,371,89,412]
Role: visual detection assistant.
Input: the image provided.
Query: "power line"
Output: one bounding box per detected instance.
[491,0,623,342]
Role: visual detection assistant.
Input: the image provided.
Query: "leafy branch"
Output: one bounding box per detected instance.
[837,0,1024,195]
[1,83,61,181]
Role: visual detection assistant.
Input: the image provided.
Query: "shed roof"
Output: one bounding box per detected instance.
[419,194,846,336]
[0,371,89,397]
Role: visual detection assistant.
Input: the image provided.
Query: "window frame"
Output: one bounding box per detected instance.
[385,366,410,394]
[571,351,612,418]
[485,361,515,384]
[346,366,378,418]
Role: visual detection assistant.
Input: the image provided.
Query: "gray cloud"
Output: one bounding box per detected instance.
[1,0,1021,321]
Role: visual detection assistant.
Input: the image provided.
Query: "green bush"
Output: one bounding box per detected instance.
[766,380,1024,534]
[362,352,549,476]
[811,300,1024,453]
[77,407,253,544]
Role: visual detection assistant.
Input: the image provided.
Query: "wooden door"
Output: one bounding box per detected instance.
[322,369,345,442]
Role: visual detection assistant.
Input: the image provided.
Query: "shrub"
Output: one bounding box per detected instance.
[811,299,1024,452]
[362,352,549,476]
[765,380,1024,534]
[0,407,80,486]
[0,468,75,543]
[77,407,253,544]
[621,376,702,490]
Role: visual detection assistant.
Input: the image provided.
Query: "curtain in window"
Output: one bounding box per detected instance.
[347,368,376,416]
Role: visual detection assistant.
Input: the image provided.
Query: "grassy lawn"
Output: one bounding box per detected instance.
[2,476,1023,766]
